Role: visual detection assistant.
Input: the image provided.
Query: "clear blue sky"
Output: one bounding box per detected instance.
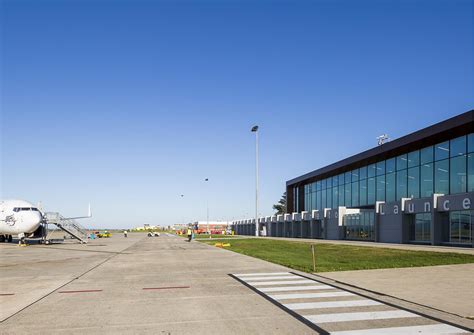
[1,0,473,228]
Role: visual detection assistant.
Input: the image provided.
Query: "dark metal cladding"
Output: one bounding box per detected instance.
[287,110,473,188]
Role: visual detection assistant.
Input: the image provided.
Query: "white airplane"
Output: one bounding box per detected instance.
[0,199,91,244]
[0,199,43,243]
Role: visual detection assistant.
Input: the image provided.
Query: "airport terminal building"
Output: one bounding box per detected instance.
[234,110,473,247]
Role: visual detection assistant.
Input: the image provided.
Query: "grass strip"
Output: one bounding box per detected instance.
[199,238,474,273]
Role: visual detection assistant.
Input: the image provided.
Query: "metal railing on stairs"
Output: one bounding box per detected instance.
[43,212,88,244]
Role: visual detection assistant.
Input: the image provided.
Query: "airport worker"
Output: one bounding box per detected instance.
[123,230,128,238]
[187,227,192,242]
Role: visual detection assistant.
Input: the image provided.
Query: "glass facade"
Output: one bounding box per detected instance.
[469,152,474,192]
[421,162,434,197]
[435,159,449,194]
[449,210,473,245]
[344,211,375,241]
[359,179,367,206]
[352,181,359,206]
[367,177,375,204]
[302,133,474,212]
[435,141,449,161]
[410,213,431,242]
[396,169,407,200]
[386,158,395,174]
[408,150,420,168]
[376,175,385,202]
[450,155,466,194]
[408,166,420,198]
[386,173,395,203]
[294,186,300,212]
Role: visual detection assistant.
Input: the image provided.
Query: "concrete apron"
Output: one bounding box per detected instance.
[0,234,316,334]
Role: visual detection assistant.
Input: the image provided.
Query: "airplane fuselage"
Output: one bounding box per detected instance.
[0,200,43,238]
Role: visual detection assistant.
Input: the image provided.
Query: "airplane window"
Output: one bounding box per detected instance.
[12,207,39,211]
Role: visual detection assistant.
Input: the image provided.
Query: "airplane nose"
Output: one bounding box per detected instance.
[24,212,43,232]
[33,212,43,225]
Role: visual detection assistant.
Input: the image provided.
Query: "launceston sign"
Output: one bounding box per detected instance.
[379,193,473,215]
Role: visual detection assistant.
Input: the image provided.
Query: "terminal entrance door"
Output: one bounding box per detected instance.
[343,212,375,241]
[408,213,431,244]
[443,210,473,247]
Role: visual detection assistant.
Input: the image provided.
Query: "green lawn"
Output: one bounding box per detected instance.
[194,234,237,239]
[199,238,474,273]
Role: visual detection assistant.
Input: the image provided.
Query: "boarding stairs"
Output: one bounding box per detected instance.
[43,212,88,244]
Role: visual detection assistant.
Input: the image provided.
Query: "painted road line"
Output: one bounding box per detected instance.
[234,272,471,334]
[58,289,103,294]
[239,275,299,281]
[304,310,420,323]
[269,291,354,300]
[330,323,470,335]
[235,272,290,277]
[258,285,333,293]
[247,279,314,286]
[142,286,190,290]
[283,300,383,310]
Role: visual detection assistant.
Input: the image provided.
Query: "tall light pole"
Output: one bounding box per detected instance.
[204,178,210,238]
[180,194,184,227]
[251,125,259,237]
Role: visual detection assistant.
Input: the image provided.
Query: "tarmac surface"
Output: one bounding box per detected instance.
[1,233,315,334]
[1,233,473,334]
[320,264,474,319]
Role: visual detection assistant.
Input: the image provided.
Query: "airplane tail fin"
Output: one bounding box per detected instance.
[62,203,92,220]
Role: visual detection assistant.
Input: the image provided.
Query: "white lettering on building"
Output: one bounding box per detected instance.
[393,205,399,215]
[443,200,450,211]
[424,202,431,213]
[463,198,471,210]
[407,203,415,213]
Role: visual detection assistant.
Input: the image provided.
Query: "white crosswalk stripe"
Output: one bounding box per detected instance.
[239,275,299,281]
[247,279,314,286]
[269,291,354,300]
[330,324,470,334]
[304,310,420,323]
[235,272,290,277]
[284,299,382,310]
[233,272,470,334]
[258,285,332,293]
